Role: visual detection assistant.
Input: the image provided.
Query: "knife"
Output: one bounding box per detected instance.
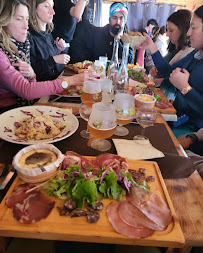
[0,167,15,190]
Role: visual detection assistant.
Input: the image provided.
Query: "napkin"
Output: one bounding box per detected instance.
[113,139,164,160]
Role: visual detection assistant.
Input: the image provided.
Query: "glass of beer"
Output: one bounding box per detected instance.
[113,93,135,136]
[88,102,117,151]
[98,77,114,103]
[81,80,102,107]
[79,102,95,139]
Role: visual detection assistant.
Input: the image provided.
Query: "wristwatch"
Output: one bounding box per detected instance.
[180,85,192,95]
[60,78,69,89]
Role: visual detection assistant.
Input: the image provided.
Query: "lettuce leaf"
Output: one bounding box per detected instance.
[71,178,97,208]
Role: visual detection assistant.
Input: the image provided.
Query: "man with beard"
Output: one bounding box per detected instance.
[69,2,134,63]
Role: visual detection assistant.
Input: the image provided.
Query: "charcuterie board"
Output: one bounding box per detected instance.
[153,88,176,115]
[0,159,184,247]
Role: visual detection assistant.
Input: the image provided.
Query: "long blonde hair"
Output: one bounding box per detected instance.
[0,0,29,55]
[27,0,53,32]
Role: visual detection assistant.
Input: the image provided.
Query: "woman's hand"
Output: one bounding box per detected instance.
[64,71,100,87]
[169,68,190,91]
[137,33,158,54]
[149,66,158,78]
[12,60,35,79]
[53,54,70,65]
[55,37,66,51]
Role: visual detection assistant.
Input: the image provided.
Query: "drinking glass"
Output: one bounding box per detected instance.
[79,102,95,139]
[81,80,102,106]
[113,93,135,136]
[133,108,157,142]
[88,102,117,151]
[98,78,113,103]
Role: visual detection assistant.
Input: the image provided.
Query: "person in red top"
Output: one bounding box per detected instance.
[0,0,98,113]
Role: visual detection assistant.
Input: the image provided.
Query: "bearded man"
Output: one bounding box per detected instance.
[69,2,134,63]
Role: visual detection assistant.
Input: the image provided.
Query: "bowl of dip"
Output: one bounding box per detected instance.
[134,94,156,109]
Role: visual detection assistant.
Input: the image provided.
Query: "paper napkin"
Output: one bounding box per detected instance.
[113,139,165,160]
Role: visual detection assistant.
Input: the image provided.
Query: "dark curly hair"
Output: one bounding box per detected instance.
[167,9,191,52]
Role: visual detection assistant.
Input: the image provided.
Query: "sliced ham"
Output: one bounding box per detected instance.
[63,151,99,170]
[127,187,172,229]
[13,192,55,224]
[95,154,129,172]
[118,200,164,231]
[6,183,38,208]
[107,201,154,238]
[155,101,173,109]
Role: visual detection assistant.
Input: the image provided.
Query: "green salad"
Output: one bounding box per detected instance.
[44,164,150,209]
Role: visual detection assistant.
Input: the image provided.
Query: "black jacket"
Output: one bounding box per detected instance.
[69,24,134,64]
[29,27,65,81]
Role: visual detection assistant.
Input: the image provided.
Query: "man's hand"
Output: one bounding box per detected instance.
[169,68,190,91]
[53,54,70,65]
[179,137,194,149]
[55,37,66,51]
[12,60,35,79]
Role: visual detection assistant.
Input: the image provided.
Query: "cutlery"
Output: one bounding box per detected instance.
[49,95,61,104]
[0,167,15,190]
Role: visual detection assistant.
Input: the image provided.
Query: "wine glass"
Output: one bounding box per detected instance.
[133,108,157,143]
[81,80,102,106]
[88,102,117,151]
[98,78,113,103]
[79,102,95,139]
[113,93,135,136]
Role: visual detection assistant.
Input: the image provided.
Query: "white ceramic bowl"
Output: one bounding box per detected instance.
[12,143,64,183]
[134,94,156,109]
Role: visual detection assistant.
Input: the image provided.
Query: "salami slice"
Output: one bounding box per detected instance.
[107,201,154,238]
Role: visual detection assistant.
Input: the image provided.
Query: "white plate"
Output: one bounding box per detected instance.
[0,106,79,145]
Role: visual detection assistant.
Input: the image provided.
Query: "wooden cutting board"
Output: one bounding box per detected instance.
[153,88,176,115]
[0,159,184,247]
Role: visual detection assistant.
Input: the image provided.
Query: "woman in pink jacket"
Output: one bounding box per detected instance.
[0,0,97,113]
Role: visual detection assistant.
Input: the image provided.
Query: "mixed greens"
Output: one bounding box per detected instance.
[44,164,150,209]
[128,69,145,82]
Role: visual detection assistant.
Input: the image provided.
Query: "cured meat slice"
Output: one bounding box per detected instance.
[127,187,172,229]
[13,192,55,224]
[118,200,164,231]
[155,101,173,109]
[6,183,38,208]
[107,201,154,238]
[63,151,99,170]
[95,154,129,172]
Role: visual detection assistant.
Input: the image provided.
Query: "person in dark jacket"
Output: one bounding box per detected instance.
[69,2,134,63]
[28,0,70,81]
[52,0,87,43]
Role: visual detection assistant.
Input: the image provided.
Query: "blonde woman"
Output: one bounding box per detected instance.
[0,0,98,113]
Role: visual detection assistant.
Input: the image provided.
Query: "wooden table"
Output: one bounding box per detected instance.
[35,102,203,249]
[0,101,202,252]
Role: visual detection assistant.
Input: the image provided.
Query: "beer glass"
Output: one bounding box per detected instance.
[98,78,113,103]
[88,102,117,151]
[81,80,102,107]
[113,93,135,136]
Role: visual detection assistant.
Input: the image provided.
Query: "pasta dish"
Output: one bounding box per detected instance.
[15,113,64,140]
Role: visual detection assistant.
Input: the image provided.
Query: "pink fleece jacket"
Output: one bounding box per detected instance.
[0,49,64,108]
